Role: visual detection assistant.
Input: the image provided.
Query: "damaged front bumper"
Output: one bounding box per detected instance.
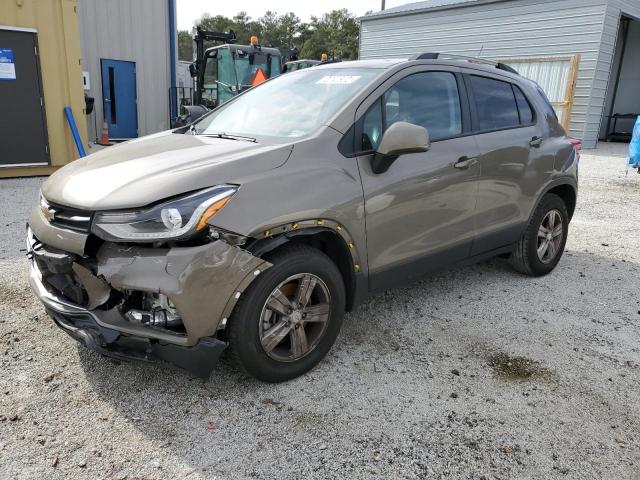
[28,260,227,377]
[26,220,271,378]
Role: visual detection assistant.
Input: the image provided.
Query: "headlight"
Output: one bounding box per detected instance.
[92,185,237,241]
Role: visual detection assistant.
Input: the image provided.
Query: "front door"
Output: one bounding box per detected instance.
[0,28,49,166]
[356,69,481,291]
[100,59,137,139]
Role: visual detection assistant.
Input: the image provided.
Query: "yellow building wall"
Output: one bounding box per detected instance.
[0,0,87,177]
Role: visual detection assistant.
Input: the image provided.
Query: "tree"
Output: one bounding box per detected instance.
[258,11,301,48]
[300,9,359,60]
[191,9,360,60]
[196,13,235,35]
[231,11,263,44]
[177,30,193,61]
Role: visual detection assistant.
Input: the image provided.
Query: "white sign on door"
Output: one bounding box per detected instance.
[0,48,16,80]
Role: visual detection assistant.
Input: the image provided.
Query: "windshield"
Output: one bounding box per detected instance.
[194,67,380,139]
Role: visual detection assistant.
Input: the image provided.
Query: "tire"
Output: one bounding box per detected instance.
[509,193,569,276]
[226,244,346,382]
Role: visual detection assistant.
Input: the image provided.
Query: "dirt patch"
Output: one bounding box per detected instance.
[0,283,32,307]
[488,352,552,381]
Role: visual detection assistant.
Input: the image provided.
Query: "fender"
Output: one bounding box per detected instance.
[529,176,578,225]
[245,219,368,311]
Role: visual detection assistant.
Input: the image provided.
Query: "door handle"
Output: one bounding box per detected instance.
[530,136,543,148]
[454,156,477,169]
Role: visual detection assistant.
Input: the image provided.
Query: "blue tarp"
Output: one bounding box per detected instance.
[629,116,640,168]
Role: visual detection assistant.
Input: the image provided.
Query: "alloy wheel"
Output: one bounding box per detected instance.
[258,273,331,362]
[537,209,564,264]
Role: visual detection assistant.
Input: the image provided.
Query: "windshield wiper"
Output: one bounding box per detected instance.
[199,132,257,142]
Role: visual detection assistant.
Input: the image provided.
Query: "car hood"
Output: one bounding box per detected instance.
[41,131,293,210]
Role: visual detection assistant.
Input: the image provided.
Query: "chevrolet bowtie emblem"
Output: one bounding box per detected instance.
[41,205,55,222]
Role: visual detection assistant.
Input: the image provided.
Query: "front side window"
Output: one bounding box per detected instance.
[203,56,218,90]
[359,71,463,151]
[470,75,520,131]
[202,54,219,105]
[361,99,383,151]
[385,72,462,140]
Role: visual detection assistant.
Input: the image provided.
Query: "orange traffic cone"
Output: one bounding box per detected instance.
[97,118,112,146]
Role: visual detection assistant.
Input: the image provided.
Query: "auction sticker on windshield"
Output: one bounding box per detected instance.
[316,75,361,85]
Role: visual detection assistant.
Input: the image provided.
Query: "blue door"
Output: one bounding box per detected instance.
[100,59,138,139]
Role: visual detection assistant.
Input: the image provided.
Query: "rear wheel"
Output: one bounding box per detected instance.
[226,244,345,382]
[510,193,569,276]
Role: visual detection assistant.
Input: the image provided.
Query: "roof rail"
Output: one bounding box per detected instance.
[410,52,519,75]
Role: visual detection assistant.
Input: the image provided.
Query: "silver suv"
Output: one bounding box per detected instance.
[27,54,579,382]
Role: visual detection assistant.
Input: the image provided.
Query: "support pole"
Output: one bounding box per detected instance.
[63,106,86,157]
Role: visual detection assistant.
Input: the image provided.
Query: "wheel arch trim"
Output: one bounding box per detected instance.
[246,219,367,311]
[530,177,577,224]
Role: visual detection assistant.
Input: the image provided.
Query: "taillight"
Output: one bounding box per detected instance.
[567,136,581,160]
[568,137,582,151]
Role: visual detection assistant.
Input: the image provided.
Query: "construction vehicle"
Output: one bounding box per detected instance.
[282,59,321,72]
[174,27,282,126]
[283,53,342,73]
[279,47,318,72]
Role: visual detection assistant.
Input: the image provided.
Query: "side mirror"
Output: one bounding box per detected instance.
[189,62,198,78]
[371,121,430,174]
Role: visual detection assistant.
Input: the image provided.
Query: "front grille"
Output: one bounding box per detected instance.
[43,199,93,233]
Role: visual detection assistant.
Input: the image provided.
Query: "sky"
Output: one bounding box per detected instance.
[177,0,408,30]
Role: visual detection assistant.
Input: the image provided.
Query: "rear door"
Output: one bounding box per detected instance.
[355,67,481,291]
[464,72,554,254]
[100,59,138,139]
[0,28,49,167]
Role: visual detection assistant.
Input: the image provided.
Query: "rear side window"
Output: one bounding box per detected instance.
[359,71,463,150]
[513,86,534,124]
[536,86,558,120]
[470,75,520,130]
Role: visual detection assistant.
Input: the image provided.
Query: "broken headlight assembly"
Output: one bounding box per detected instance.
[92,185,237,242]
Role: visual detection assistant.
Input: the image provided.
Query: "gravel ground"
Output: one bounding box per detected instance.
[1,144,639,479]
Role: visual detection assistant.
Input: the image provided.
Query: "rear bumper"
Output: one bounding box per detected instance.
[29,260,226,377]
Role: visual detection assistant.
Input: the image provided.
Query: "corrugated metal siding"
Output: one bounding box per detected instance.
[360,0,609,147]
[77,0,171,137]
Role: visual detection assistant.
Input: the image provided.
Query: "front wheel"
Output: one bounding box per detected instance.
[510,193,569,276]
[226,244,346,382]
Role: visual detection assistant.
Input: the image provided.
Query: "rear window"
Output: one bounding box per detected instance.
[470,75,520,131]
